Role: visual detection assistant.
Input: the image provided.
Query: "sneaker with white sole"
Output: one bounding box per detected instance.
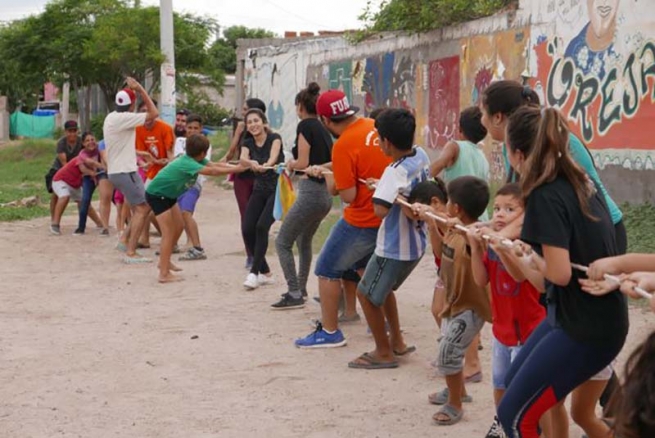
[100,228,110,237]
[271,293,305,310]
[50,224,61,235]
[485,416,507,438]
[295,322,347,349]
[179,247,207,261]
[243,273,259,290]
[73,228,84,236]
[257,274,274,286]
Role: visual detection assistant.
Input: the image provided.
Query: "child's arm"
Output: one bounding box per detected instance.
[429,140,459,178]
[198,162,238,177]
[466,228,489,287]
[588,254,655,280]
[78,161,97,177]
[425,215,444,257]
[493,241,546,292]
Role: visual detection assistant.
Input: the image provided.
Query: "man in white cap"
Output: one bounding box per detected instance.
[103,76,159,263]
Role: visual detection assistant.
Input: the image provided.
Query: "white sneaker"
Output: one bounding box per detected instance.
[243,273,259,290]
[257,274,274,286]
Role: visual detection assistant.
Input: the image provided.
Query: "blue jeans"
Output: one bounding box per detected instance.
[314,218,378,280]
[78,175,96,231]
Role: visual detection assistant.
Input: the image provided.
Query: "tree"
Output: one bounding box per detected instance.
[358,0,516,35]
[209,25,276,74]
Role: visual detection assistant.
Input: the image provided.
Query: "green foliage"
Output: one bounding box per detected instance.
[622,203,655,254]
[90,113,107,141]
[0,140,54,221]
[184,90,232,127]
[209,25,276,74]
[356,0,516,37]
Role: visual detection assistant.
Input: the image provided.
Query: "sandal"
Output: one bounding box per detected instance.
[393,345,416,356]
[428,388,473,405]
[348,352,399,370]
[433,403,463,426]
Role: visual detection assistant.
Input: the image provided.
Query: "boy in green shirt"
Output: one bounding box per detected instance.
[146,134,235,283]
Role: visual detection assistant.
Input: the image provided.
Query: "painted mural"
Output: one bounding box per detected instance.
[528,0,655,169]
[427,57,460,150]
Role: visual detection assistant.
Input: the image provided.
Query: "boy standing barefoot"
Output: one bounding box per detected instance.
[145,134,234,283]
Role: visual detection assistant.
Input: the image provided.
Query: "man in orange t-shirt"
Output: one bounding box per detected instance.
[135,101,174,246]
[294,89,391,349]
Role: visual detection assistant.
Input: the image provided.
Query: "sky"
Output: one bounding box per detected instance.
[0,0,377,36]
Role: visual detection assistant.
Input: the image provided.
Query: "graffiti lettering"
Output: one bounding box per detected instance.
[547,41,655,143]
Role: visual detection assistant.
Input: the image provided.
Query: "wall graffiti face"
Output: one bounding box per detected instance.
[530,0,655,168]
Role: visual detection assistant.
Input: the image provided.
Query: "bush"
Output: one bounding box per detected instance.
[90,113,107,141]
[182,90,232,128]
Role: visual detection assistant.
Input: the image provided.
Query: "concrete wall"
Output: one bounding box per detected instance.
[237,0,655,204]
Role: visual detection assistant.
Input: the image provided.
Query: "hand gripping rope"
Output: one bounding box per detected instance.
[358,178,653,300]
[228,161,333,175]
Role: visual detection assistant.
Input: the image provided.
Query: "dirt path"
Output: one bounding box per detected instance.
[1,184,653,438]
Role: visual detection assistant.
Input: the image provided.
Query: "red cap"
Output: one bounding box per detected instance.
[115,88,136,107]
[316,90,359,121]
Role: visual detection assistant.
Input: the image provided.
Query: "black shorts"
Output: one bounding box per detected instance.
[45,168,57,193]
[146,192,177,216]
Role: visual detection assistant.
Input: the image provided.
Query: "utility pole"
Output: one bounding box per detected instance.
[160,0,175,125]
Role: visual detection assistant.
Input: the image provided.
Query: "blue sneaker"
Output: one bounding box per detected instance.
[295,322,347,349]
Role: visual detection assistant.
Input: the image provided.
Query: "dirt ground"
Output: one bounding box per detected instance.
[1,183,653,438]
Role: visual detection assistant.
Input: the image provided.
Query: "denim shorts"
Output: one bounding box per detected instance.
[178,185,201,213]
[492,336,524,390]
[314,218,378,280]
[358,254,421,307]
[437,310,485,376]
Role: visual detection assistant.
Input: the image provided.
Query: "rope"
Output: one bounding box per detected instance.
[228,161,333,175]
[358,178,653,300]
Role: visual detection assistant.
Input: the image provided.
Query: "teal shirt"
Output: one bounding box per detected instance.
[502,133,622,224]
[146,154,209,199]
[444,140,490,221]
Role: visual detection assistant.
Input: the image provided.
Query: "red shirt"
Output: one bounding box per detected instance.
[484,248,546,346]
[53,156,84,188]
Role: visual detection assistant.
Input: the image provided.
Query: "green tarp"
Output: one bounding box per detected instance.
[10,111,55,139]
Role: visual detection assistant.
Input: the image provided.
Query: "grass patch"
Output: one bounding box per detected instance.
[0,139,54,221]
[622,203,655,254]
[311,209,340,254]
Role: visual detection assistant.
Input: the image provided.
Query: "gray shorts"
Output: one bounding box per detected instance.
[108,172,146,206]
[437,310,485,376]
[358,254,421,307]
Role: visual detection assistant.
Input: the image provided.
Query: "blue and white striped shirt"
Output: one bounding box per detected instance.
[372,146,431,261]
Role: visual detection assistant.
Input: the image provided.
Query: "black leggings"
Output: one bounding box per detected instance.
[242,190,275,275]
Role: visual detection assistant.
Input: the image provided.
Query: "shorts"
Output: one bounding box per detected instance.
[108,172,146,206]
[492,336,524,390]
[113,190,125,205]
[437,310,485,376]
[342,254,371,282]
[52,180,82,202]
[314,218,378,280]
[178,185,201,213]
[146,192,177,216]
[358,254,421,307]
[97,171,108,181]
[45,168,57,193]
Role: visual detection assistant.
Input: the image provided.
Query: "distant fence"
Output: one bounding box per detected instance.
[9,111,55,139]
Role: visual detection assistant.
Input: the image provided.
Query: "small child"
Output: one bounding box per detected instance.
[173,114,212,261]
[145,134,234,283]
[417,175,491,426]
[347,108,430,370]
[466,183,546,437]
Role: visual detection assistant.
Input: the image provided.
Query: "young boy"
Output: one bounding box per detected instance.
[347,108,430,369]
[145,134,234,283]
[173,114,212,261]
[467,183,547,437]
[417,175,491,426]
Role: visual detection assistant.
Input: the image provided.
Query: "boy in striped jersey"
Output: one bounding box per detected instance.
[348,108,430,370]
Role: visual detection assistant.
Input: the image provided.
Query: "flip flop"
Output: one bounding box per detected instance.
[464,371,483,383]
[123,255,153,265]
[393,345,416,356]
[433,403,463,426]
[348,352,399,370]
[428,388,473,405]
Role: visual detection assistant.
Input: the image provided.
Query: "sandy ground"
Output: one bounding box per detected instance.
[1,183,653,438]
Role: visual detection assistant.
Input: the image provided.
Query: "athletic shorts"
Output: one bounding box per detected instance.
[178,186,201,213]
[437,310,485,376]
[358,254,421,307]
[108,172,146,206]
[492,336,524,390]
[146,192,177,216]
[52,180,82,202]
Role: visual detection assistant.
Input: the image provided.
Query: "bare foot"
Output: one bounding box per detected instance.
[158,263,183,272]
[158,273,184,283]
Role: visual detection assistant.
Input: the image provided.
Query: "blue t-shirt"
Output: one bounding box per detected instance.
[98,140,106,151]
[502,133,622,224]
[372,147,431,261]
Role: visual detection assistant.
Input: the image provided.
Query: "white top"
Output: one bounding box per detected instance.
[373,146,431,261]
[174,137,212,186]
[103,111,147,175]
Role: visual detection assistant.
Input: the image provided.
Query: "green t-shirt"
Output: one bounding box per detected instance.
[146,154,208,199]
[502,133,622,224]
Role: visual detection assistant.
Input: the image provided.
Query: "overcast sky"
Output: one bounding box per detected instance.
[0,0,377,36]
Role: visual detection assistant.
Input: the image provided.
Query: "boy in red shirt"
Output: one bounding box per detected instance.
[467,183,546,437]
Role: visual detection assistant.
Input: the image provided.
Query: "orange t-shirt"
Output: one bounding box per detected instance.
[136,120,174,180]
[332,117,391,228]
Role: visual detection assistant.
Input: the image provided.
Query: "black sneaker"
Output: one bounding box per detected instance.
[73,228,84,236]
[485,416,507,438]
[271,293,305,310]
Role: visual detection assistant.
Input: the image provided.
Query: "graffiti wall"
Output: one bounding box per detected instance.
[527,0,655,169]
[242,0,655,201]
